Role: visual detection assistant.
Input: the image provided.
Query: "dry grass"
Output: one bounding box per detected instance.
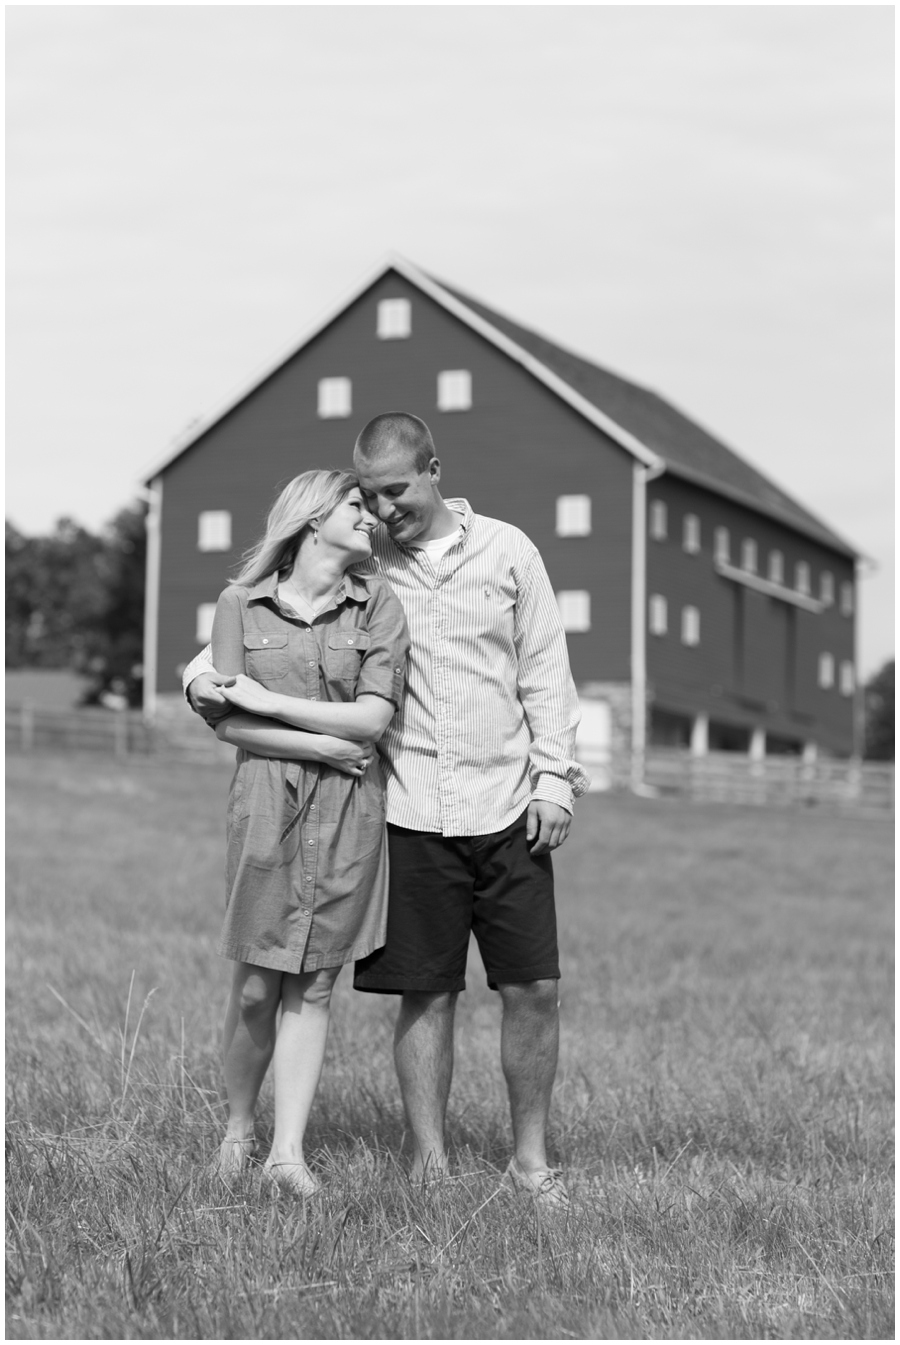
[5,751,894,1340]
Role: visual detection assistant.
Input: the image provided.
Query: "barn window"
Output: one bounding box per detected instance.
[839,661,855,696]
[649,501,667,541]
[768,550,784,584]
[683,514,701,554]
[681,605,701,646]
[741,538,758,573]
[714,527,730,563]
[196,603,217,644]
[377,298,411,339]
[840,581,854,616]
[437,370,472,411]
[648,594,668,636]
[556,590,591,632]
[818,652,835,689]
[795,560,811,595]
[318,377,352,418]
[820,571,834,606]
[556,495,591,537]
[197,510,232,552]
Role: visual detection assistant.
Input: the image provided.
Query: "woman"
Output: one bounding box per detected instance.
[208,469,408,1196]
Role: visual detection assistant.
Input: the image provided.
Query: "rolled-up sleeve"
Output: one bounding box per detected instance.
[355,579,409,708]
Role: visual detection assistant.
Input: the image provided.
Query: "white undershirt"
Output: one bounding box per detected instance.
[411,511,464,569]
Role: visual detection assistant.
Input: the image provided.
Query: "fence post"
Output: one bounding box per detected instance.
[20,703,34,752]
[114,712,128,760]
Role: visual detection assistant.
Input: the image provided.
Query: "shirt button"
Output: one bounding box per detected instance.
[307,839,314,845]
[347,638,354,645]
[308,660,315,666]
[262,638,269,644]
[301,909,309,917]
[309,803,316,810]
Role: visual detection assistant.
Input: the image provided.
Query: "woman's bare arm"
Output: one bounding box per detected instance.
[216,713,373,774]
[218,676,395,742]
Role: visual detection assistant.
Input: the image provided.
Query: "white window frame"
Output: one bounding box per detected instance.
[649,594,668,636]
[556,589,591,632]
[741,538,758,574]
[681,605,701,647]
[714,526,730,564]
[795,560,811,596]
[555,495,591,537]
[649,500,667,541]
[840,581,854,616]
[437,369,472,412]
[683,514,701,555]
[196,603,217,644]
[767,550,784,585]
[818,652,835,689]
[839,661,855,697]
[377,298,411,339]
[317,377,352,419]
[197,510,232,552]
[820,571,834,607]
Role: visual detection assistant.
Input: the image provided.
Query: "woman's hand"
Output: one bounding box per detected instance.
[316,737,377,776]
[218,674,277,717]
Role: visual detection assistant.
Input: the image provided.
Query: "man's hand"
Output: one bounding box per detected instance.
[187,670,235,725]
[526,800,571,855]
[219,673,277,717]
[316,737,376,776]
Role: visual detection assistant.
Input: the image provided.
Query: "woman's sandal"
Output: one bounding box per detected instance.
[211,1135,259,1177]
[261,1160,321,1198]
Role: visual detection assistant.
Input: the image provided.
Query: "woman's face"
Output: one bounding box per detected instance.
[317,487,378,561]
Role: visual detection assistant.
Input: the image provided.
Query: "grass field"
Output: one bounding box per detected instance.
[5,751,894,1340]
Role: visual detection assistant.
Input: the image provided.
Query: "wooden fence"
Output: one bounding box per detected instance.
[641,748,894,817]
[6,703,894,817]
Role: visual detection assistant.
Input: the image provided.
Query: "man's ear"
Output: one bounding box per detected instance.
[429,457,441,484]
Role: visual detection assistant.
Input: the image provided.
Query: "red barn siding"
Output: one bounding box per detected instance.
[645,475,855,753]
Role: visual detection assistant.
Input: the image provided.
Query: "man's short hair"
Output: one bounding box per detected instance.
[354,412,435,473]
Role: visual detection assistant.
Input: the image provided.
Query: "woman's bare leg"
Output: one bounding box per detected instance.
[264,965,342,1194]
[217,961,283,1172]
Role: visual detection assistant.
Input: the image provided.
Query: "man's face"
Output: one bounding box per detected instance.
[354,448,440,547]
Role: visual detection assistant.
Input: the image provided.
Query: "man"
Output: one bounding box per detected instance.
[186,412,589,1208]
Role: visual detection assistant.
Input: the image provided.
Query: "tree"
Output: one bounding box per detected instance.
[864,659,894,761]
[4,503,147,707]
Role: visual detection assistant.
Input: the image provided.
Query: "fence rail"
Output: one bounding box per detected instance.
[7,703,894,816]
[642,748,894,816]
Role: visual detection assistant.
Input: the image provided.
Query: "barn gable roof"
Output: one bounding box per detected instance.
[145,254,857,557]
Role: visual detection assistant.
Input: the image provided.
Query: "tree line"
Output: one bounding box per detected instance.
[6,504,146,708]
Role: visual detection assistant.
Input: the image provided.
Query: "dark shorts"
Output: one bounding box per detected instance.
[353,810,559,994]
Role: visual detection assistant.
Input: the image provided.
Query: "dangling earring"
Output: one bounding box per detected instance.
[312,529,318,545]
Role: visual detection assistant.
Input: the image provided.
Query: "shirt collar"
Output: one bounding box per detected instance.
[247,567,372,606]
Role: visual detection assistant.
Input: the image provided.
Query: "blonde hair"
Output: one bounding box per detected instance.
[230,469,358,588]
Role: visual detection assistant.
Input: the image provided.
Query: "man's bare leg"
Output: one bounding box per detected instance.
[497,978,559,1173]
[394,991,457,1180]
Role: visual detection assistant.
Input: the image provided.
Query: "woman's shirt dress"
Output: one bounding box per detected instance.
[210,570,409,974]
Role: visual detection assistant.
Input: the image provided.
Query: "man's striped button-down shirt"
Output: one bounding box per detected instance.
[367,498,588,835]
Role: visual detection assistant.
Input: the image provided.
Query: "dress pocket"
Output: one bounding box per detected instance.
[244,631,289,681]
[325,629,371,680]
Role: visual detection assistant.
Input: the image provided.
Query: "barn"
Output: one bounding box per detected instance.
[142,255,860,769]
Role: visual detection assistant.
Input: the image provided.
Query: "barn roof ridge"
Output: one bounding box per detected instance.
[142,253,858,557]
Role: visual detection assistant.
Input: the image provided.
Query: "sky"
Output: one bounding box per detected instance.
[6,5,894,675]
